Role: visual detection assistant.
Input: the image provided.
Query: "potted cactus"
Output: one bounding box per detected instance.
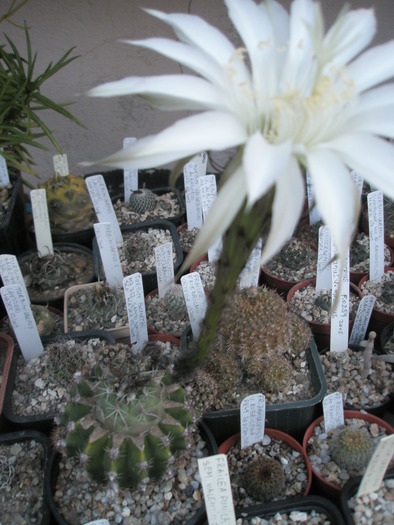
[302,410,394,498]
[46,338,217,525]
[359,268,394,339]
[181,286,327,443]
[145,284,190,338]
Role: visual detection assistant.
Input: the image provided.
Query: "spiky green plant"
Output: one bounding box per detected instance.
[330,426,372,473]
[243,456,285,501]
[31,304,54,336]
[0,1,84,181]
[53,342,197,489]
[163,284,186,321]
[129,188,156,214]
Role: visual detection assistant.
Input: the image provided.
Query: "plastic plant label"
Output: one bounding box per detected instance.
[239,238,262,289]
[198,454,236,525]
[356,434,394,497]
[199,175,222,262]
[0,254,30,303]
[181,272,207,339]
[306,171,320,225]
[123,137,138,201]
[323,392,344,433]
[350,170,363,197]
[83,521,110,525]
[0,151,10,186]
[155,242,174,299]
[349,295,376,346]
[330,245,350,353]
[240,393,266,449]
[30,189,54,257]
[1,284,43,361]
[123,273,148,353]
[93,223,124,288]
[53,154,69,176]
[85,175,123,245]
[367,191,385,281]
[184,159,203,230]
[316,226,331,292]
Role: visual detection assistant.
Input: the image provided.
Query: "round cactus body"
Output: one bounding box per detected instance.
[39,172,93,232]
[243,456,285,501]
[164,284,186,320]
[31,304,55,337]
[129,188,156,214]
[54,343,194,488]
[330,426,372,473]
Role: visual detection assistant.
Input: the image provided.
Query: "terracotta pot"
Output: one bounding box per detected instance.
[0,332,14,423]
[219,429,312,502]
[286,278,362,351]
[302,410,394,499]
[358,268,394,340]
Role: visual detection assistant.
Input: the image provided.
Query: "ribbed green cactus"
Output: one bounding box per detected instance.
[129,188,156,214]
[330,426,372,472]
[243,456,285,501]
[53,342,195,488]
[164,284,186,320]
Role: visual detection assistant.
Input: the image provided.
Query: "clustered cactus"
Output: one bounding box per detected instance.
[195,286,311,399]
[243,456,285,501]
[163,284,187,321]
[53,342,198,489]
[129,188,156,214]
[39,172,94,232]
[329,425,373,473]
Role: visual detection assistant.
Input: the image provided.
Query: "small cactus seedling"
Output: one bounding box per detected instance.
[278,239,315,270]
[129,188,156,214]
[31,304,55,337]
[243,456,285,501]
[39,172,94,232]
[330,425,372,473]
[53,342,196,489]
[163,284,186,320]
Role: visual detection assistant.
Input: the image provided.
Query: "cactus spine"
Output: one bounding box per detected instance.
[243,456,285,501]
[129,188,156,214]
[164,284,186,320]
[330,426,372,472]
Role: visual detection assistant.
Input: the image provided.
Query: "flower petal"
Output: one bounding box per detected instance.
[355,83,394,113]
[306,147,360,259]
[129,38,227,87]
[345,107,394,139]
[180,167,247,272]
[87,74,224,111]
[327,132,394,201]
[260,158,305,265]
[348,40,394,93]
[82,111,247,169]
[243,133,292,207]
[322,8,376,69]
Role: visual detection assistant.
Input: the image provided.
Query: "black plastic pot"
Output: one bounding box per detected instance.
[93,219,183,295]
[181,326,327,444]
[231,496,346,524]
[45,420,217,525]
[0,173,29,256]
[17,242,95,309]
[0,429,51,525]
[2,330,115,434]
[340,469,394,525]
[113,186,186,227]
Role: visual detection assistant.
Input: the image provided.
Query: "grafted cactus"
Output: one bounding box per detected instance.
[53,342,196,489]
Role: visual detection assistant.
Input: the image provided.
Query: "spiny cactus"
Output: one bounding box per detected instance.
[39,172,94,232]
[243,456,285,501]
[27,250,73,290]
[53,342,197,489]
[80,283,126,330]
[278,239,316,270]
[200,287,311,397]
[122,233,153,264]
[129,188,156,214]
[330,426,372,473]
[350,234,370,269]
[314,291,331,313]
[31,304,55,337]
[163,284,186,321]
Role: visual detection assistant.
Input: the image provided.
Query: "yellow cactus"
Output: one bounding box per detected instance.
[39,173,94,232]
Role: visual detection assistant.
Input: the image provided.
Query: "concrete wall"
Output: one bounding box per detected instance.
[3,0,394,187]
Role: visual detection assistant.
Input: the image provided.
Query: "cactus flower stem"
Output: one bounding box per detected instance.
[178,187,275,376]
